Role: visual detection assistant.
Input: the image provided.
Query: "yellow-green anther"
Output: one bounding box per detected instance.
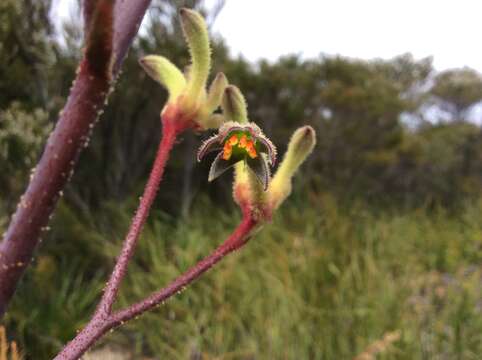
[205,72,228,113]
[180,8,210,100]
[222,85,248,123]
[139,55,186,101]
[268,126,316,209]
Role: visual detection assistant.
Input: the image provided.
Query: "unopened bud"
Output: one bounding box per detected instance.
[205,72,228,113]
[202,114,225,129]
[180,8,210,99]
[222,85,248,123]
[139,55,186,101]
[268,126,316,209]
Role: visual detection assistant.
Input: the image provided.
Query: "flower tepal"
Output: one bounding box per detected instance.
[197,121,276,190]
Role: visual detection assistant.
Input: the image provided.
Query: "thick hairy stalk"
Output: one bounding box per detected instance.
[0,0,152,317]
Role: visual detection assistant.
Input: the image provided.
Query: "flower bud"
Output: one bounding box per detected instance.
[268,126,316,209]
[205,72,228,114]
[180,8,210,100]
[202,114,225,129]
[140,9,227,130]
[222,85,248,123]
[139,55,186,102]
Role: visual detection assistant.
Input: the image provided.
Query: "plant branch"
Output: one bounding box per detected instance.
[0,0,153,317]
[54,212,257,360]
[110,213,257,324]
[51,106,194,359]
[98,115,180,317]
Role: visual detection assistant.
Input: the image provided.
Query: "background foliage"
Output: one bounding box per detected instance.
[1,1,482,358]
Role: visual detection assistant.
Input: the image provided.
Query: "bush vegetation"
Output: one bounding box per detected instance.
[2,197,482,358]
[1,0,482,358]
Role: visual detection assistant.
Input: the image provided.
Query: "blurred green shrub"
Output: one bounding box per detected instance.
[0,102,51,207]
[23,197,475,359]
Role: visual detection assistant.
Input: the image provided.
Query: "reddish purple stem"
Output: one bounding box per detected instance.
[0,0,152,317]
[109,214,257,325]
[1,1,260,357]
[0,61,111,316]
[99,117,179,317]
[54,180,257,359]
[53,105,259,359]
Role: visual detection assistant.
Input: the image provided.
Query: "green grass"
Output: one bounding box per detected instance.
[3,196,482,359]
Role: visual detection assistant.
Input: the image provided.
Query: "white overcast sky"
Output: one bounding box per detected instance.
[54,0,482,72]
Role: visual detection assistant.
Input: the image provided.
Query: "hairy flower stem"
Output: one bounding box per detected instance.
[110,213,257,323]
[55,212,257,360]
[54,113,181,359]
[99,117,179,316]
[0,0,153,317]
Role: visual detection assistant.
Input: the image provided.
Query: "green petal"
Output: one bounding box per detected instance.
[208,152,240,182]
[247,154,270,190]
[197,134,222,161]
[256,136,277,165]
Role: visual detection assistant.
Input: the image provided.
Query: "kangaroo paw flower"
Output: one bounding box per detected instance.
[197,122,276,190]
[197,85,315,222]
[139,8,227,130]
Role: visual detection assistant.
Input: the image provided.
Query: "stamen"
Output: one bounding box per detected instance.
[246,141,257,158]
[222,142,233,160]
[228,134,238,146]
[239,134,248,148]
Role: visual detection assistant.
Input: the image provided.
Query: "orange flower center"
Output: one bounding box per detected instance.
[222,134,258,160]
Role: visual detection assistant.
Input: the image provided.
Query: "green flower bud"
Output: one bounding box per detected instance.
[202,114,225,129]
[196,72,228,129]
[205,72,228,114]
[140,9,227,130]
[139,55,186,102]
[268,126,316,209]
[180,8,210,101]
[222,85,248,124]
